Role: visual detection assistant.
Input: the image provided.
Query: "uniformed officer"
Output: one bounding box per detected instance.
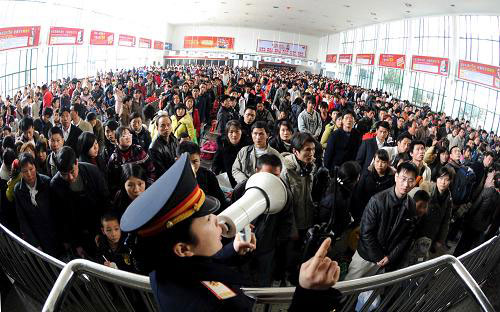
[121,153,343,311]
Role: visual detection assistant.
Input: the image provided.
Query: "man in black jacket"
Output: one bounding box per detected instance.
[15,153,60,257]
[130,112,152,150]
[324,111,362,173]
[149,114,178,177]
[344,161,418,280]
[59,106,82,152]
[355,121,390,173]
[51,146,110,259]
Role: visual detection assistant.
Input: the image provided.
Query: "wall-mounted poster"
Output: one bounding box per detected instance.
[184,36,234,50]
[256,39,307,58]
[338,54,353,64]
[411,55,449,76]
[379,54,406,69]
[355,54,375,66]
[48,27,84,45]
[0,26,41,51]
[139,38,152,49]
[154,40,164,50]
[118,34,136,47]
[90,30,114,45]
[326,54,337,63]
[458,60,500,90]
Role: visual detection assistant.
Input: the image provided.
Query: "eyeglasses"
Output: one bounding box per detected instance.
[398,175,415,184]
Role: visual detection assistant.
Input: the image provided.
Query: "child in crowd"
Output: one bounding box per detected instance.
[95,213,135,272]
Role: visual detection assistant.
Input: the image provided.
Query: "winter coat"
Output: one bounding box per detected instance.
[212,136,249,188]
[297,110,322,138]
[414,183,452,243]
[280,153,316,230]
[357,187,418,269]
[171,114,196,142]
[232,145,281,184]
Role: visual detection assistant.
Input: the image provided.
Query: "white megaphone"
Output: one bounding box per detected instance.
[218,172,288,238]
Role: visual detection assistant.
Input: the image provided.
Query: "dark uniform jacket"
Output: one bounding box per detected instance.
[358,187,418,270]
[150,243,342,312]
[149,134,178,178]
[356,137,386,173]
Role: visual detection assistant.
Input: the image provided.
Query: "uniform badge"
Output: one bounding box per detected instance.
[123,254,131,265]
[201,281,237,300]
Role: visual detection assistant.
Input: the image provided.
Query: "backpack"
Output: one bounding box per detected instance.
[200,140,217,160]
[450,166,476,205]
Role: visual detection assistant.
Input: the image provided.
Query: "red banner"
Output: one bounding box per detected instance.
[184,36,234,50]
[411,55,449,76]
[0,26,40,51]
[338,54,353,64]
[326,54,337,63]
[48,27,84,46]
[118,34,136,47]
[139,38,152,49]
[355,54,375,66]
[458,60,500,90]
[154,40,164,50]
[379,54,406,69]
[90,30,114,45]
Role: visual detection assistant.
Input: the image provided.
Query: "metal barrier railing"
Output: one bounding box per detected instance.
[0,222,498,312]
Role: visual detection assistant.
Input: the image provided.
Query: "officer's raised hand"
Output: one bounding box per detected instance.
[299,238,340,290]
[233,229,256,255]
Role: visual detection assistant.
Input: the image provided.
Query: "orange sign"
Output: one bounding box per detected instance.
[184,36,234,50]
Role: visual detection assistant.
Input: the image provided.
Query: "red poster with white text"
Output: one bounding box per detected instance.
[338,54,353,64]
[326,54,337,63]
[458,60,500,90]
[379,54,406,69]
[90,30,114,45]
[154,40,164,50]
[355,54,375,66]
[118,34,136,47]
[48,27,84,46]
[0,26,40,51]
[411,55,449,76]
[139,38,152,49]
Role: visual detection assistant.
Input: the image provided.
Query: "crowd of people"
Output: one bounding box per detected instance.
[0,64,499,295]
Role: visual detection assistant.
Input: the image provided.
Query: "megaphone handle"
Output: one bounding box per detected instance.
[241,224,252,243]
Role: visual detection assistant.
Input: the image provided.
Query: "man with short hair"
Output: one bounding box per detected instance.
[51,146,110,258]
[232,121,282,184]
[216,95,238,135]
[380,133,412,167]
[345,161,418,280]
[70,104,93,132]
[356,121,390,172]
[240,106,256,143]
[59,106,83,153]
[149,114,178,177]
[297,95,322,139]
[232,153,293,287]
[409,140,432,185]
[324,111,362,172]
[17,116,38,145]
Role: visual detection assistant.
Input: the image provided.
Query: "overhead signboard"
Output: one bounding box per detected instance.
[338,54,353,64]
[326,54,337,63]
[254,55,262,61]
[139,38,152,49]
[0,26,41,51]
[118,34,136,47]
[458,60,500,90]
[164,42,173,50]
[48,27,84,46]
[154,40,164,50]
[184,36,234,50]
[411,55,449,76]
[90,30,114,45]
[355,54,375,66]
[294,59,302,65]
[284,58,292,64]
[379,54,406,69]
[256,39,307,58]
